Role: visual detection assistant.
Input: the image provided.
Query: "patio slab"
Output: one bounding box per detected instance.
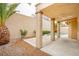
[24,35,79,56]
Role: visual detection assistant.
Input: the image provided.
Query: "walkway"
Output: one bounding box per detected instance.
[0,40,50,56]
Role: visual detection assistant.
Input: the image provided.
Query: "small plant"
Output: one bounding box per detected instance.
[20,29,27,39]
[42,30,50,35]
[33,30,36,34]
[33,30,36,37]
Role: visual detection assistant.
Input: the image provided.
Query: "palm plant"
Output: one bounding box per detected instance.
[0,3,19,45]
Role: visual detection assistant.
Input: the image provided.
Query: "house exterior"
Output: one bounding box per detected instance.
[5,3,79,49]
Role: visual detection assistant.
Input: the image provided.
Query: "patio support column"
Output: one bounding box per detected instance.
[36,11,43,49]
[51,18,55,41]
[57,21,60,38]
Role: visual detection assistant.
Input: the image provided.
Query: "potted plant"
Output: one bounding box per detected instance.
[20,29,27,39]
[0,3,19,45]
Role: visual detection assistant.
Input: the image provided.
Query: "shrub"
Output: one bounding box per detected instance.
[20,29,27,39]
[42,30,50,35]
[33,30,36,34]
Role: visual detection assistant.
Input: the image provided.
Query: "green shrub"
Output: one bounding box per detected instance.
[33,30,36,34]
[42,30,50,35]
[20,29,27,39]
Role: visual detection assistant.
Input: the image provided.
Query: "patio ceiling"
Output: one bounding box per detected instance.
[41,3,79,21]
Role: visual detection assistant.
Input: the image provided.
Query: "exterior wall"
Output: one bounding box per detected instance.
[42,19,51,31]
[69,18,77,39]
[77,17,79,40]
[5,13,50,39]
[5,13,36,39]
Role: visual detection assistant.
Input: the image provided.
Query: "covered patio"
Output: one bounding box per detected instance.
[35,3,78,48]
[24,3,79,56]
[24,34,79,56]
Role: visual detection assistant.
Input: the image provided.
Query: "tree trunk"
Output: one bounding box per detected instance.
[0,25,10,45]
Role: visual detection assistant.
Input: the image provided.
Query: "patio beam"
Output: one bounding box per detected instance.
[36,11,43,49]
[51,18,55,41]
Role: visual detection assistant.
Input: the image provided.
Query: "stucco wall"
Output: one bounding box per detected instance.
[69,18,77,39]
[77,17,79,40]
[5,13,36,39]
[42,19,51,31]
[5,13,50,39]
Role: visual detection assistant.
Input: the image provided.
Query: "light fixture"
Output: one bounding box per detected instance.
[55,21,57,24]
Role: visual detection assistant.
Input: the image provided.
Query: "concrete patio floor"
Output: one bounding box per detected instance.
[24,34,79,56]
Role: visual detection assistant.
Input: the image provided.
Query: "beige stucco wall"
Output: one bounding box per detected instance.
[5,13,36,39]
[42,18,51,31]
[69,18,77,39]
[5,13,50,39]
[77,17,79,40]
